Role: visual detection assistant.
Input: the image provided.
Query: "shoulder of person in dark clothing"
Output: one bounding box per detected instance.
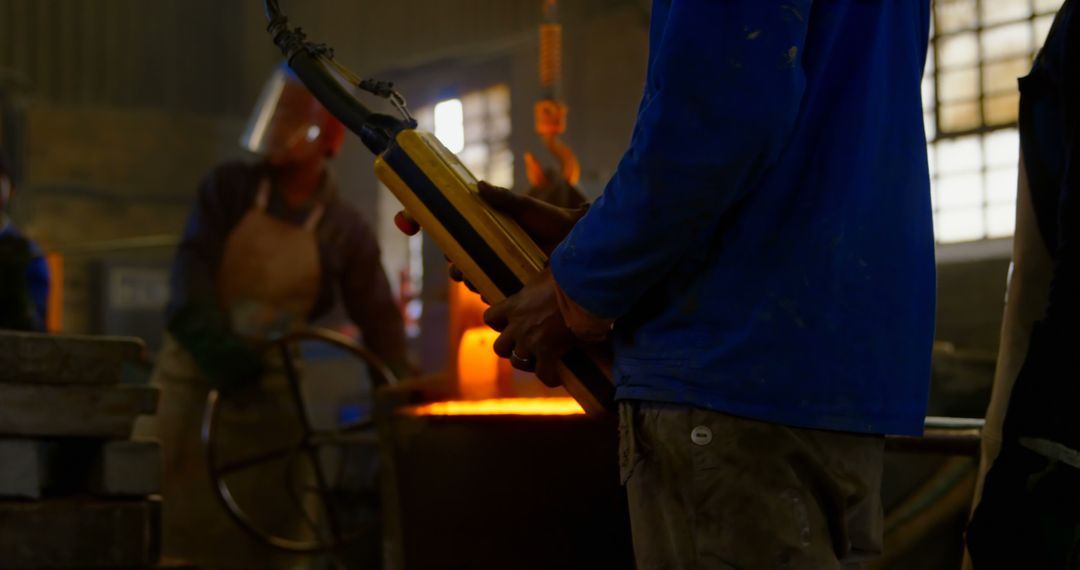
[197,160,264,209]
[317,193,412,377]
[319,195,375,245]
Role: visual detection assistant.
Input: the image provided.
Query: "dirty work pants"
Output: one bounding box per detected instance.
[619,401,884,570]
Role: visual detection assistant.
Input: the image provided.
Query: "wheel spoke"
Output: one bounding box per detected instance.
[338,417,375,431]
[309,429,378,447]
[215,443,302,475]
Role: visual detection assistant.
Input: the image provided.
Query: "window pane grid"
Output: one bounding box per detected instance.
[937,52,1041,73]
[928,0,1062,244]
[932,0,1062,136]
[933,20,1040,40]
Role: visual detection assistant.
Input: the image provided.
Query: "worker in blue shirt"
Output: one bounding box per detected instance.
[0,151,50,332]
[482,1,935,566]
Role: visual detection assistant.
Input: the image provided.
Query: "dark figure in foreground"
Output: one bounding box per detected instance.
[967,2,1080,568]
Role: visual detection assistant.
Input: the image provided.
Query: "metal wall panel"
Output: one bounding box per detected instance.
[0,0,567,113]
[0,0,253,114]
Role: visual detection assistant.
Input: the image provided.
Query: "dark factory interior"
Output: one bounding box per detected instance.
[0,0,1077,569]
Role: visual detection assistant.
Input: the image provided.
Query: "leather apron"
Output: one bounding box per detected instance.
[152,180,326,569]
[218,179,324,340]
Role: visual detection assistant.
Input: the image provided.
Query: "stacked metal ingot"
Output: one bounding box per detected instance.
[0,331,164,569]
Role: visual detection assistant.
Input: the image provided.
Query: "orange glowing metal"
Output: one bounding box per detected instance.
[406,397,585,416]
[457,327,501,399]
[454,281,487,319]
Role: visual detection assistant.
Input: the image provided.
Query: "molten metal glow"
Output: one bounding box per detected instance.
[457,327,500,399]
[406,397,585,416]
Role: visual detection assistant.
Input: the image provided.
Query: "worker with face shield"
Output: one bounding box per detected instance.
[153,63,408,569]
[0,150,49,332]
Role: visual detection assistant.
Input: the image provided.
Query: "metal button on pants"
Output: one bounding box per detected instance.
[691,425,713,446]
[619,401,885,569]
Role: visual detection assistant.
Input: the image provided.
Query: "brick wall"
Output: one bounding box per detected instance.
[14,103,247,333]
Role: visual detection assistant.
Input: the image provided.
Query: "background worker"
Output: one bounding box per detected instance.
[0,150,49,332]
[154,63,409,569]
[966,1,1080,566]
[480,1,935,566]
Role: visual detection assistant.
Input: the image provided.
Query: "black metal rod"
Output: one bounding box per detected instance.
[885,429,982,456]
[216,444,303,476]
[262,0,396,154]
[289,53,382,146]
[280,344,345,545]
[272,327,397,388]
[264,0,282,20]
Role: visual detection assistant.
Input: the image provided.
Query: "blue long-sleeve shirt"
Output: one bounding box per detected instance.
[551,0,935,435]
[0,223,50,331]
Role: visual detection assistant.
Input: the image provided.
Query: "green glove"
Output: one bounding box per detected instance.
[168,302,264,389]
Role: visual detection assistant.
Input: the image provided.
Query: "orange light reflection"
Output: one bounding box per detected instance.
[457,327,501,399]
[405,397,585,417]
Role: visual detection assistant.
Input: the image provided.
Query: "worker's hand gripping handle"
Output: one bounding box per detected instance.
[374,130,614,414]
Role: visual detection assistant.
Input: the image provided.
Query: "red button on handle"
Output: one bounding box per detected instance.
[394,211,421,236]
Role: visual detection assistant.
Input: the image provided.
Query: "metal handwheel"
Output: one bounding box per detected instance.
[201,327,397,554]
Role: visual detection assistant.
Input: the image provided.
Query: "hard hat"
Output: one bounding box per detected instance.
[239,63,346,164]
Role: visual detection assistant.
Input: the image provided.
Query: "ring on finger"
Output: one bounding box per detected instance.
[510,349,536,372]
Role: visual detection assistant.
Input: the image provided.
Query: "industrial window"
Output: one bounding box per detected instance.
[429,85,514,189]
[926,0,1063,244]
[378,84,513,338]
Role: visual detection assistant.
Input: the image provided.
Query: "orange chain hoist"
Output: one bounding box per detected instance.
[525,0,581,189]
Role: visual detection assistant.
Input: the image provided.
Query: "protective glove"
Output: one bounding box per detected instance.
[168,302,264,390]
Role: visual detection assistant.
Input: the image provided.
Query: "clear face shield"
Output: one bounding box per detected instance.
[239,67,334,162]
